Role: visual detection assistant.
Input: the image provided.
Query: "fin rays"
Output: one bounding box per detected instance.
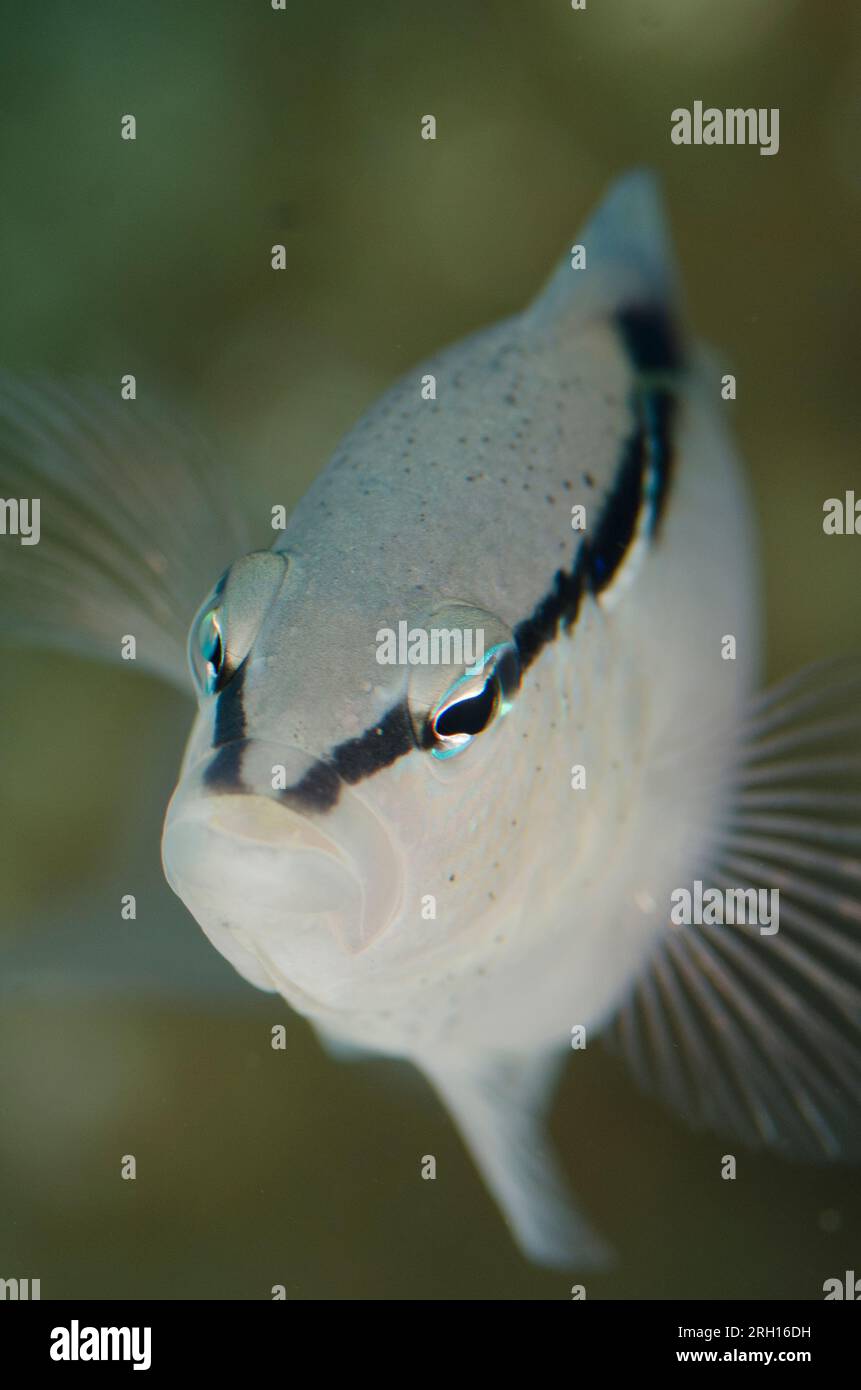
[0,372,253,687]
[607,659,861,1160]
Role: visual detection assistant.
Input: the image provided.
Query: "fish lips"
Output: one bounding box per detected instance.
[161,740,404,993]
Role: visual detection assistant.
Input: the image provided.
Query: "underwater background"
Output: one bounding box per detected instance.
[0,0,859,1298]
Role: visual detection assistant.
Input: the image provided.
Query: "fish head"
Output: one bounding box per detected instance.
[161,533,531,1015]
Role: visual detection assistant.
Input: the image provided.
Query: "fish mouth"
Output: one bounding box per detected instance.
[161,741,404,999]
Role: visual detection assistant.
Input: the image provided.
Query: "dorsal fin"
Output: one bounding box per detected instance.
[525,169,682,338]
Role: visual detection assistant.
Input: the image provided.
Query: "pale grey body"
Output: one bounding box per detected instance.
[161,175,758,1261]
[2,173,858,1271]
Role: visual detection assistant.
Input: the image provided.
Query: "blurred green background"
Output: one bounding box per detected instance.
[0,0,859,1299]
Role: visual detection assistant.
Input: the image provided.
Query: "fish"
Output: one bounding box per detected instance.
[1,171,859,1268]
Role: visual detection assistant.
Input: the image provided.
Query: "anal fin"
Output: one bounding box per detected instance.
[418,1050,612,1270]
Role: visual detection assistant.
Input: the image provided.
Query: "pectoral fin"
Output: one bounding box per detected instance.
[607,659,861,1160]
[0,372,253,689]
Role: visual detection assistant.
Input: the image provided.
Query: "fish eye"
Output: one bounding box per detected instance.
[427,643,520,759]
[188,550,290,699]
[197,608,225,694]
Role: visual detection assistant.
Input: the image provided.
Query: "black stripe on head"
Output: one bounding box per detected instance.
[332,701,415,784]
[616,303,683,374]
[203,740,246,793]
[203,660,248,792]
[279,701,417,814]
[279,758,343,814]
[642,386,675,538]
[514,374,680,671]
[614,301,680,540]
[514,558,586,672]
[584,414,646,594]
[211,659,248,747]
